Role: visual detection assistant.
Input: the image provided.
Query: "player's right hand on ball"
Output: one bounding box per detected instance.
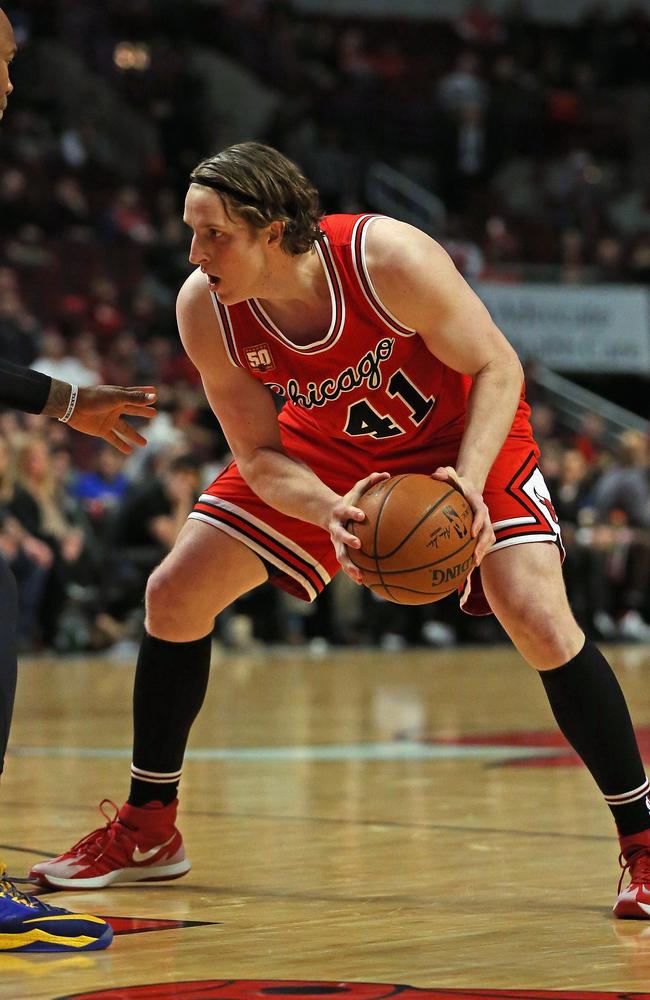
[432,465,494,566]
[328,471,390,583]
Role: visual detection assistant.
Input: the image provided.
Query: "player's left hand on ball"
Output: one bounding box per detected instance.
[432,465,495,566]
[328,471,390,583]
[67,385,157,454]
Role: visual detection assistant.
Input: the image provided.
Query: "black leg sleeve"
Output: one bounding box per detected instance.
[540,640,649,835]
[129,630,212,805]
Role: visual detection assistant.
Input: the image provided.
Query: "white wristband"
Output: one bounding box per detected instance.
[58,384,79,423]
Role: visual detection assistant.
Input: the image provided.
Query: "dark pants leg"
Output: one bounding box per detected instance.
[0,553,18,775]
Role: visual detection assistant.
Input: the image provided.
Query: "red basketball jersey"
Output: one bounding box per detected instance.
[209,213,533,455]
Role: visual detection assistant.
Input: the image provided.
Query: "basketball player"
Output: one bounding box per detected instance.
[0,7,157,951]
[31,142,650,919]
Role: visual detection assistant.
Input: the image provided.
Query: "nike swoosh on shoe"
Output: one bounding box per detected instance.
[131,835,176,864]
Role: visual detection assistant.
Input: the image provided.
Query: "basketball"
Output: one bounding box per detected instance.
[347,474,476,605]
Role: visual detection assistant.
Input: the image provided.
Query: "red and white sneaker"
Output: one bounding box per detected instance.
[614,829,650,918]
[29,799,191,890]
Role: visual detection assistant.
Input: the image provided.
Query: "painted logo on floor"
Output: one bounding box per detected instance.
[56,982,650,1000]
[103,916,218,936]
[409,725,650,768]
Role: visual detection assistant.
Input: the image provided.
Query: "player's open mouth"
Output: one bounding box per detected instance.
[207,274,220,289]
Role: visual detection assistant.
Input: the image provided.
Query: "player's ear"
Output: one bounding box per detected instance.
[266,220,285,248]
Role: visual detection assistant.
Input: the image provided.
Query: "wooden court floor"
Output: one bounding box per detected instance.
[1,642,650,999]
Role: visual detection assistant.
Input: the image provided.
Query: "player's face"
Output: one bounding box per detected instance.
[0,9,16,121]
[184,184,273,305]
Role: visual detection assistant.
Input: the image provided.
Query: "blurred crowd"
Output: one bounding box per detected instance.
[0,0,648,652]
[0,0,649,289]
[533,408,650,646]
[229,0,650,284]
[0,395,648,654]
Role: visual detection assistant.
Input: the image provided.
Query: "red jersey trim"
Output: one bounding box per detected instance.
[245,235,346,355]
[210,292,245,368]
[351,215,416,338]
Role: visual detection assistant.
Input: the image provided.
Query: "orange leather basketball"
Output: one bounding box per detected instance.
[347,474,476,605]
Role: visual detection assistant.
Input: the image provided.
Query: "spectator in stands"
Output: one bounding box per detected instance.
[437,98,496,214]
[629,234,650,284]
[592,430,650,641]
[436,51,488,115]
[130,290,165,340]
[594,431,650,531]
[71,443,130,522]
[11,435,93,646]
[302,126,360,214]
[454,0,505,48]
[0,284,41,367]
[551,448,596,530]
[440,216,485,279]
[5,225,54,271]
[105,186,155,245]
[573,410,607,466]
[546,447,598,630]
[559,228,592,285]
[487,52,544,164]
[0,435,53,648]
[86,279,126,342]
[607,182,650,237]
[32,327,101,387]
[47,176,91,235]
[0,168,29,232]
[337,27,376,82]
[593,234,627,284]
[69,331,104,383]
[114,452,201,554]
[77,450,200,644]
[101,330,141,387]
[108,452,202,617]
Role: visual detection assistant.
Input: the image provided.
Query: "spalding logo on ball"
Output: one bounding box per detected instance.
[347,474,476,605]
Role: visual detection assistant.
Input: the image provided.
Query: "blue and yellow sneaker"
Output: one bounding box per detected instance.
[0,864,112,952]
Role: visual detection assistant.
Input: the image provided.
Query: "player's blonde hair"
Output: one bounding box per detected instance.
[189,142,323,255]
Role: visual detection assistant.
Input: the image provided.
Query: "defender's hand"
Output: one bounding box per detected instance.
[328,471,390,583]
[67,386,157,454]
[432,466,494,566]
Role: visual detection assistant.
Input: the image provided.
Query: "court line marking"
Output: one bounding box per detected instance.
[9,742,560,762]
[1,806,612,865]
[5,742,609,862]
[175,811,613,842]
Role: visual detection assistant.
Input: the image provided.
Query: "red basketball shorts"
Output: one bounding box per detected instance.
[189,426,564,616]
